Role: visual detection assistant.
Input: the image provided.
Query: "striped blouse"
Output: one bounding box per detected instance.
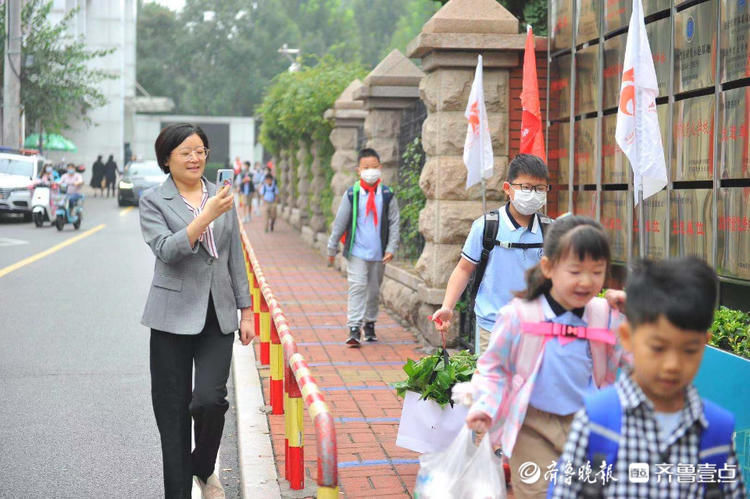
[180,179,218,258]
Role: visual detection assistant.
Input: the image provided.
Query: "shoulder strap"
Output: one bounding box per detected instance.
[584,297,611,329]
[700,398,735,497]
[469,210,500,300]
[348,183,360,252]
[585,386,622,471]
[538,214,553,239]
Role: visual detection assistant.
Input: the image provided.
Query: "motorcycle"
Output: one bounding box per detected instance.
[31,181,57,227]
[54,184,83,231]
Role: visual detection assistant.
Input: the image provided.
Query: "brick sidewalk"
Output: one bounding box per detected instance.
[244,213,423,497]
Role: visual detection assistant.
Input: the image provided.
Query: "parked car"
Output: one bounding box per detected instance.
[0,149,45,221]
[118,160,167,206]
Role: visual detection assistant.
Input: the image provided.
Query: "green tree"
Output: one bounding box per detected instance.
[136,4,184,104]
[385,0,440,58]
[0,0,114,134]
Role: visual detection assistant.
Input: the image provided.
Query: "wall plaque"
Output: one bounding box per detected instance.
[717,187,750,280]
[551,0,574,52]
[601,190,630,262]
[574,190,599,219]
[670,189,713,260]
[672,94,715,181]
[549,122,571,185]
[721,0,750,83]
[576,45,600,116]
[633,189,668,260]
[719,86,750,180]
[552,189,571,218]
[603,33,626,111]
[674,2,718,94]
[577,0,600,44]
[646,17,671,98]
[601,113,630,184]
[575,118,598,185]
[605,0,669,35]
[550,55,573,120]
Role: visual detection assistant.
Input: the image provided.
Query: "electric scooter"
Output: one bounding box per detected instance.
[54,184,83,231]
[31,181,56,227]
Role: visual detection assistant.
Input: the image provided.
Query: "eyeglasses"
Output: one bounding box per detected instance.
[510,183,551,193]
[175,147,209,160]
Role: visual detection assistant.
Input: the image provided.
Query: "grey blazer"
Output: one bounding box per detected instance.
[139,175,252,335]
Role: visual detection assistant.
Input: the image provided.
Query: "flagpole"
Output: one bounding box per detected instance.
[634,0,646,258]
[481,179,487,213]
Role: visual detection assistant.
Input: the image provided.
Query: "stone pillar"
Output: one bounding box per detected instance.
[407,0,525,346]
[278,149,291,219]
[324,79,367,217]
[354,50,424,185]
[290,141,309,229]
[308,141,328,233]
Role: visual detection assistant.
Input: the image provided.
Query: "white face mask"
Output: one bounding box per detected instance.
[360,168,381,185]
[511,189,547,215]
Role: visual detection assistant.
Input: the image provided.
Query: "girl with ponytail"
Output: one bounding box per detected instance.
[465,215,629,499]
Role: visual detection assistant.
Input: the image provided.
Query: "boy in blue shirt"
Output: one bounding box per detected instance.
[327,148,400,346]
[432,154,550,352]
[260,173,278,233]
[551,257,746,498]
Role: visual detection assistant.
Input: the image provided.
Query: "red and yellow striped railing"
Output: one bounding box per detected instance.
[238,224,339,498]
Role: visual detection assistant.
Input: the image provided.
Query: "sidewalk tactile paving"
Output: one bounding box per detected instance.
[244,215,421,497]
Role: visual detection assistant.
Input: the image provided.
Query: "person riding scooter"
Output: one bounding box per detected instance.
[59,163,83,209]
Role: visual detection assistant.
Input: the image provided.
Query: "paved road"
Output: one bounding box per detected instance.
[0,194,241,498]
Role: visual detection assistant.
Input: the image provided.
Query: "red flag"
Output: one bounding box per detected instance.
[519,26,546,162]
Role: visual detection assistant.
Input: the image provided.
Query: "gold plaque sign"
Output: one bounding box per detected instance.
[672,95,715,181]
[674,2,718,94]
[575,118,597,185]
[574,190,599,219]
[720,0,750,83]
[549,122,571,185]
[602,113,630,184]
[551,0,574,52]
[576,45,600,116]
[601,190,630,262]
[603,33,626,111]
[646,17,671,97]
[550,55,573,120]
[719,87,750,180]
[633,190,668,260]
[717,187,750,280]
[577,0,600,44]
[670,189,713,260]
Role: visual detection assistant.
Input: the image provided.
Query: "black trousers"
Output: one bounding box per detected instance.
[150,296,234,498]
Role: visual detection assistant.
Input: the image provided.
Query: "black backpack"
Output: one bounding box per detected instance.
[468,211,552,301]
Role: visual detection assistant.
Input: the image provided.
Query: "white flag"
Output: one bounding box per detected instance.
[615,0,667,205]
[463,55,494,189]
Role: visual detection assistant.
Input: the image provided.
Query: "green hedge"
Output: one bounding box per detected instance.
[710,306,750,359]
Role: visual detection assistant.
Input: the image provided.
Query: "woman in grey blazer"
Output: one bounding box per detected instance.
[139,123,254,499]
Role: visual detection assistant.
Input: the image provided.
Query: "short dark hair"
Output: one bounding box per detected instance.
[358,148,380,164]
[625,257,718,331]
[264,173,273,180]
[154,123,209,174]
[520,215,610,300]
[507,154,549,183]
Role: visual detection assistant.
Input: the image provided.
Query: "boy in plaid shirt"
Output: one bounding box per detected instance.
[551,257,746,498]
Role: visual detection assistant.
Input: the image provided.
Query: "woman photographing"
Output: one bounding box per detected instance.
[139,123,254,498]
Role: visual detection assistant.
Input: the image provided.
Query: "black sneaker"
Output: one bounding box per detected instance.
[345,327,361,347]
[363,322,377,342]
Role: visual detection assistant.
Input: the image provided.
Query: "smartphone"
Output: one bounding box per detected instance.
[216,169,234,188]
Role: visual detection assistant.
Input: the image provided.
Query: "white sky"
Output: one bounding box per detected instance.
[145,0,185,12]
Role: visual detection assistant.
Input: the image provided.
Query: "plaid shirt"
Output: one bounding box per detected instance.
[550,373,746,498]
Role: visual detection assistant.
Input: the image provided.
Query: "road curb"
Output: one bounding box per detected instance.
[232,339,281,498]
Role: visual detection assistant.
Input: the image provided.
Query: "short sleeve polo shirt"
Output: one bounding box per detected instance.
[461,203,544,330]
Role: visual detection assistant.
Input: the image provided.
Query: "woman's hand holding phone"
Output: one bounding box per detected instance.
[204,184,234,221]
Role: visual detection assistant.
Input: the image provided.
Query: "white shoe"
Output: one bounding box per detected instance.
[193,474,225,499]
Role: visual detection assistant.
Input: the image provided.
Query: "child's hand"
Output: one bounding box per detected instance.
[604,289,626,313]
[431,307,453,331]
[382,252,394,264]
[466,411,491,433]
[327,255,335,267]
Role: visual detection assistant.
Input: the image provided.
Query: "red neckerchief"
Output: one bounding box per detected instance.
[359,179,380,226]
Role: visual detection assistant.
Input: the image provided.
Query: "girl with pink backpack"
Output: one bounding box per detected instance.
[465,215,630,498]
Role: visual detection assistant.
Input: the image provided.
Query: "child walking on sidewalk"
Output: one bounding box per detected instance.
[466,215,628,499]
[260,173,278,232]
[327,148,400,347]
[551,257,746,498]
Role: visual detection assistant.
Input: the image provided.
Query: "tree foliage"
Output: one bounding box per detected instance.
[434,0,547,35]
[0,0,114,133]
[257,56,366,153]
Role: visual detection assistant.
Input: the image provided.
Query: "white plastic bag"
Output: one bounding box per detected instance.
[449,434,507,499]
[396,390,469,454]
[414,425,475,498]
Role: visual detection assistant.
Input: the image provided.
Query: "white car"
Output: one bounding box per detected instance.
[0,151,44,221]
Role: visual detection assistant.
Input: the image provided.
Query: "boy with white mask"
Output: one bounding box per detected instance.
[432,154,551,353]
[327,148,400,346]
